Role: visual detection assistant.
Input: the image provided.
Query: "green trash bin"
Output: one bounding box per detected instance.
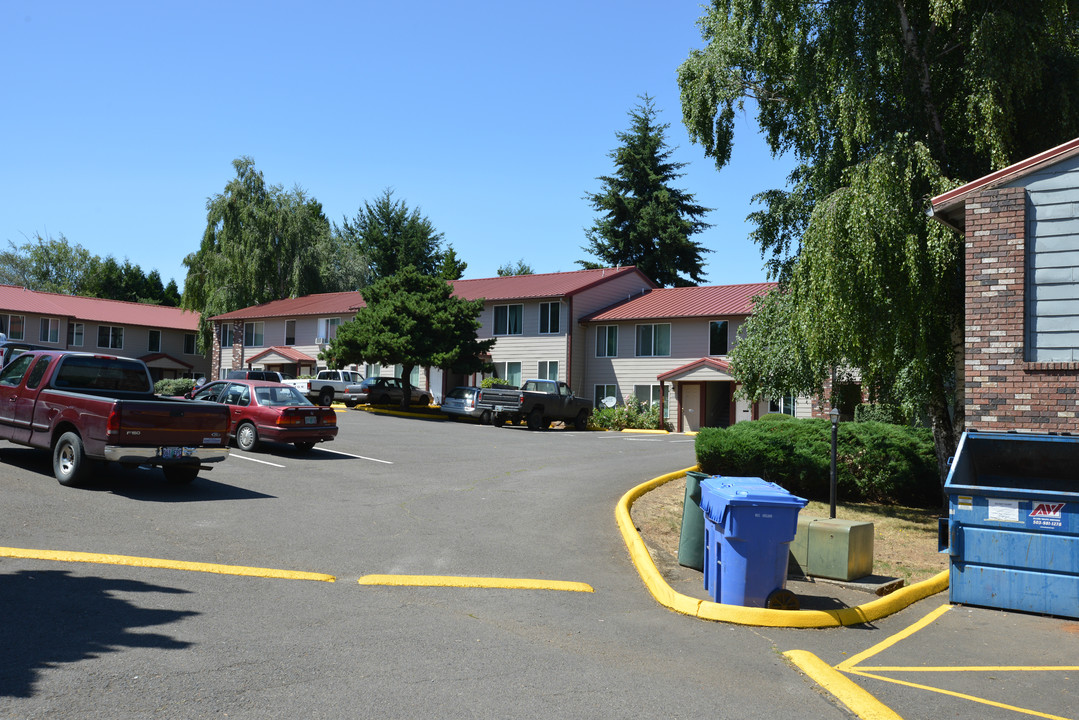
[677,470,710,570]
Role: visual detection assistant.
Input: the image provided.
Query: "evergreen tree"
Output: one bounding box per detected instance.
[497,259,534,276]
[337,189,450,280]
[580,94,712,287]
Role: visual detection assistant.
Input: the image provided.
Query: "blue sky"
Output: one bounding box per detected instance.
[1,1,795,289]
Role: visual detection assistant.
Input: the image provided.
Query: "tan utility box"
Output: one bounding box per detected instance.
[789,516,874,581]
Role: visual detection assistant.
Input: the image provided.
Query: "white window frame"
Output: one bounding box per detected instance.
[285,319,296,345]
[709,320,729,356]
[539,302,560,334]
[770,396,797,416]
[635,323,671,357]
[596,325,617,357]
[493,361,522,386]
[68,322,84,348]
[220,324,234,347]
[493,305,523,336]
[537,360,558,381]
[244,322,264,347]
[98,325,124,350]
[2,314,25,340]
[183,333,197,355]
[148,329,161,353]
[594,384,617,409]
[39,318,60,344]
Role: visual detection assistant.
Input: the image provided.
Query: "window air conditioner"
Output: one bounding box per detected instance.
[315,337,326,345]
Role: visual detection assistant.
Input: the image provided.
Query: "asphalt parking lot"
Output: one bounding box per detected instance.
[1,408,1076,719]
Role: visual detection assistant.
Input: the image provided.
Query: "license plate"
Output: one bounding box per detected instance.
[160,446,193,459]
[305,416,316,424]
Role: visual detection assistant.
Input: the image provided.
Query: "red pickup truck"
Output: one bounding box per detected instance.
[0,350,231,487]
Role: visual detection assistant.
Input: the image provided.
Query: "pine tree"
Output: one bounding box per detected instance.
[580,94,711,287]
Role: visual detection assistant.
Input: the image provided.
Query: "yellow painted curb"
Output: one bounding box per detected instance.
[784,650,903,719]
[615,469,949,627]
[0,546,336,582]
[620,428,670,434]
[358,405,445,420]
[358,574,594,593]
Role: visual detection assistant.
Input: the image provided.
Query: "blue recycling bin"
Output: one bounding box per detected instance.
[699,477,807,607]
[940,431,1079,619]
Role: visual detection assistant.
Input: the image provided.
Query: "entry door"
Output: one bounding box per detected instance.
[681,384,701,432]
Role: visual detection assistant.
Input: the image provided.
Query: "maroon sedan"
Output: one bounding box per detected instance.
[190,379,338,452]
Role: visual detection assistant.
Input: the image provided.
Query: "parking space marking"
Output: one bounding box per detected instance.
[317,447,393,463]
[0,546,336,582]
[230,453,286,467]
[788,604,1077,720]
[358,574,594,593]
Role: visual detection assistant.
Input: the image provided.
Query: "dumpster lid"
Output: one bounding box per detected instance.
[699,477,808,520]
[945,431,1079,499]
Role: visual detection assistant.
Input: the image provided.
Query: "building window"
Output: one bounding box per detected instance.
[494,305,523,335]
[394,364,421,386]
[596,326,617,357]
[39,318,60,344]
[2,315,25,340]
[184,333,196,355]
[635,324,671,357]
[493,361,522,386]
[537,360,558,381]
[539,302,560,334]
[148,329,161,353]
[220,324,233,347]
[318,317,341,342]
[770,396,797,416]
[594,384,617,409]
[709,320,729,356]
[635,384,669,419]
[244,322,264,347]
[98,325,124,349]
[285,320,296,345]
[68,322,84,347]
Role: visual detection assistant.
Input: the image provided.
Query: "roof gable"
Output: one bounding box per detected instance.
[212,291,366,321]
[451,266,654,302]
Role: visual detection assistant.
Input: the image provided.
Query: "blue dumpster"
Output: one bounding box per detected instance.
[941,431,1079,619]
[699,477,807,608]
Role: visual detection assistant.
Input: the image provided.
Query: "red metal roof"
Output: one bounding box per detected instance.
[248,346,318,364]
[658,357,733,382]
[0,284,200,331]
[930,137,1079,230]
[212,291,366,321]
[451,266,654,301]
[580,282,777,322]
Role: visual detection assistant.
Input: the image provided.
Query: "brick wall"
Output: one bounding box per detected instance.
[965,186,1079,431]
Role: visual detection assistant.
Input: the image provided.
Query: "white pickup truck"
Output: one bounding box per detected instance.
[287,369,364,406]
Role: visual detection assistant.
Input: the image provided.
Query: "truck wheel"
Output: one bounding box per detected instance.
[479,410,491,425]
[53,431,89,487]
[163,465,199,484]
[236,421,259,452]
[344,401,357,408]
[527,408,544,431]
[318,388,334,406]
[573,409,590,431]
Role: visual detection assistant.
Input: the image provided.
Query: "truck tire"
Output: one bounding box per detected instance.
[163,465,199,484]
[527,407,545,431]
[479,410,491,425]
[318,388,334,406]
[573,409,590,431]
[53,431,89,487]
[236,421,260,452]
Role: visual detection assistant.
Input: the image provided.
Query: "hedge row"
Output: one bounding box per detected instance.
[694,415,939,506]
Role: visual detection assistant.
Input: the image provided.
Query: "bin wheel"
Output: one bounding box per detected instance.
[766,589,800,610]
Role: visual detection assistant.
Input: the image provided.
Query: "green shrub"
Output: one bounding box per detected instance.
[155,378,197,397]
[695,417,938,506]
[854,403,907,424]
[590,399,670,431]
[481,377,516,389]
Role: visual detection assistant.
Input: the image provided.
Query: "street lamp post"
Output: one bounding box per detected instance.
[829,407,839,519]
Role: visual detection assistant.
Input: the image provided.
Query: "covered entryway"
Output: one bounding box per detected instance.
[246,346,319,378]
[659,358,740,433]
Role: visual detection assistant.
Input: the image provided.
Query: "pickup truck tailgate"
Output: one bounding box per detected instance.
[113,400,230,446]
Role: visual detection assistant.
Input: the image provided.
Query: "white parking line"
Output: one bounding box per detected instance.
[230,454,286,468]
[317,448,394,464]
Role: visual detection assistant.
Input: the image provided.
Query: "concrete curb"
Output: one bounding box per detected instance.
[615,467,949,628]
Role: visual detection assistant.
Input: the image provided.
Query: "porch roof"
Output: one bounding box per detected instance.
[247,346,318,365]
[658,357,735,383]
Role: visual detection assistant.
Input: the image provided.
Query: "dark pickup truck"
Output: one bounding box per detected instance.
[476,379,593,431]
[0,350,231,486]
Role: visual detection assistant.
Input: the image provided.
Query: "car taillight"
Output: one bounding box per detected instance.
[322,409,336,425]
[276,410,302,426]
[106,407,121,438]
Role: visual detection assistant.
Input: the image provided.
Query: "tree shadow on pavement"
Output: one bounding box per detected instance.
[0,569,197,698]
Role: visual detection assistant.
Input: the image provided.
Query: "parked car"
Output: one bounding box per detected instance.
[343,376,430,408]
[439,386,488,422]
[226,370,295,382]
[190,379,338,453]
